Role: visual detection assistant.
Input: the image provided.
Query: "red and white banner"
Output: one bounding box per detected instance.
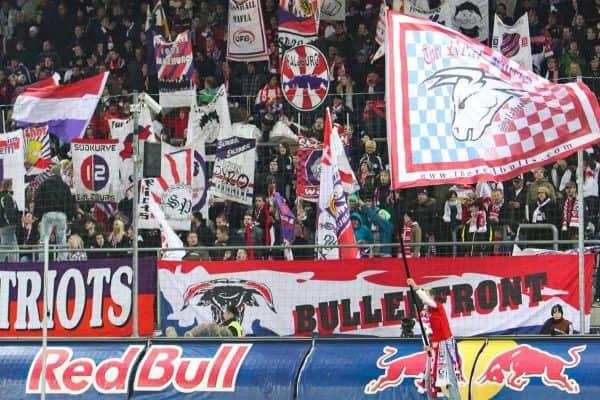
[277,0,320,56]
[0,130,25,210]
[158,255,593,337]
[316,109,358,260]
[138,143,193,230]
[492,13,532,70]
[226,0,269,61]
[386,13,600,189]
[281,44,329,111]
[154,30,196,108]
[72,139,120,202]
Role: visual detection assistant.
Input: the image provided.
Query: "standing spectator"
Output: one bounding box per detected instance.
[275,143,294,199]
[359,139,384,176]
[17,211,39,261]
[357,160,377,201]
[460,199,493,256]
[440,190,462,255]
[373,170,395,213]
[413,188,439,255]
[34,165,75,261]
[0,179,19,262]
[399,210,421,258]
[526,186,560,247]
[67,234,87,261]
[107,219,131,257]
[505,176,527,237]
[526,166,557,204]
[235,211,264,260]
[88,232,111,259]
[582,155,600,234]
[255,74,283,118]
[560,181,579,243]
[359,199,393,257]
[212,225,234,261]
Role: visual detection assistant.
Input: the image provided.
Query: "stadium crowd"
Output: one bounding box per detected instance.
[0,0,600,284]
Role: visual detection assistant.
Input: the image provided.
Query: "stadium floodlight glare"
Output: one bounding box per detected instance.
[138,92,162,114]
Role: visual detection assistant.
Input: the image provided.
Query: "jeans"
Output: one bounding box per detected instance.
[40,211,67,261]
[0,225,18,262]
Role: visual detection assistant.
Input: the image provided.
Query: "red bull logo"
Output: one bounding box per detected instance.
[364,346,426,394]
[477,344,586,394]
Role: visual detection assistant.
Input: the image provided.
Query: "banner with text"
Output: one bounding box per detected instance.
[227,0,269,61]
[154,30,196,108]
[23,125,52,184]
[158,255,592,337]
[210,123,259,206]
[278,0,320,56]
[0,258,155,337]
[72,139,120,202]
[138,143,193,230]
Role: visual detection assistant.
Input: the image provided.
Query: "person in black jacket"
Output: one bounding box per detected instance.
[33,165,75,261]
[0,179,20,262]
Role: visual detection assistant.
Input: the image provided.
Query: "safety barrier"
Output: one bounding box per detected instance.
[0,336,597,399]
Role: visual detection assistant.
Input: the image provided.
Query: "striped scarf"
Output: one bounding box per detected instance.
[561,197,579,231]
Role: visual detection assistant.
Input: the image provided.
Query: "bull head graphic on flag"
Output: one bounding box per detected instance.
[422,67,526,142]
[181,278,276,324]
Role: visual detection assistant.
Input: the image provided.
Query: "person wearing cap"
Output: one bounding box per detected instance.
[221,305,243,337]
[407,278,463,400]
[540,304,572,335]
[526,166,557,205]
[560,181,579,243]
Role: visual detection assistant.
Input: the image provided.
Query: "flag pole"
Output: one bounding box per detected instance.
[131,91,140,338]
[576,76,586,333]
[397,230,430,348]
[41,237,49,400]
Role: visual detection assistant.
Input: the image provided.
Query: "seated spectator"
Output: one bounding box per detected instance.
[67,234,87,261]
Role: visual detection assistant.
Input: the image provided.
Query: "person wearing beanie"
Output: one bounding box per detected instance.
[540,304,572,335]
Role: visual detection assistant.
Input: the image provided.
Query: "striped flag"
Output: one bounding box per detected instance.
[13,72,109,143]
[316,108,359,260]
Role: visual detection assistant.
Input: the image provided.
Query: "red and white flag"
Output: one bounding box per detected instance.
[316,108,359,260]
[386,13,600,189]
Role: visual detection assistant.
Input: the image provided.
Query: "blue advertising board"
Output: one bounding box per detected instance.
[297,338,600,400]
[132,339,311,400]
[0,340,145,399]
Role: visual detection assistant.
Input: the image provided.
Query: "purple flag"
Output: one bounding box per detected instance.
[274,192,296,243]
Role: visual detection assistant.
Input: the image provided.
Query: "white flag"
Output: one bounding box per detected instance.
[372,0,387,62]
[492,13,532,70]
[148,193,185,260]
[0,130,25,210]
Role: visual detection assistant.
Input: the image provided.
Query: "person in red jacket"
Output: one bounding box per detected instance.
[407,278,463,400]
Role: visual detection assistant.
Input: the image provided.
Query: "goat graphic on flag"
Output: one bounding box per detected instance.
[316,108,359,260]
[386,13,600,189]
[13,72,108,143]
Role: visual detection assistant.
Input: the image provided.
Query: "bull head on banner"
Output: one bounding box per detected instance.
[422,67,526,142]
[181,278,276,324]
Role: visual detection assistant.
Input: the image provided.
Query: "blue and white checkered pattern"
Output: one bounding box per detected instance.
[406,31,482,164]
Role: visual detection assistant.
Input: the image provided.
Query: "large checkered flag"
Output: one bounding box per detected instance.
[386,12,600,189]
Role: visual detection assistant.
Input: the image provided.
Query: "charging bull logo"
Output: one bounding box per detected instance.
[181,278,276,324]
[423,67,525,141]
[364,347,427,394]
[477,344,586,394]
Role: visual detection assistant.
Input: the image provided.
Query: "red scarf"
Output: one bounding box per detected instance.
[401,222,413,258]
[561,197,579,230]
[263,202,272,246]
[489,201,503,223]
[468,210,487,233]
[245,225,255,260]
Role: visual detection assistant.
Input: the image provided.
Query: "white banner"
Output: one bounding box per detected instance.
[138,143,193,231]
[227,0,269,61]
[492,13,532,70]
[403,0,446,21]
[320,0,346,21]
[210,123,259,206]
[441,0,489,43]
[158,255,593,337]
[0,130,25,210]
[72,139,120,202]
